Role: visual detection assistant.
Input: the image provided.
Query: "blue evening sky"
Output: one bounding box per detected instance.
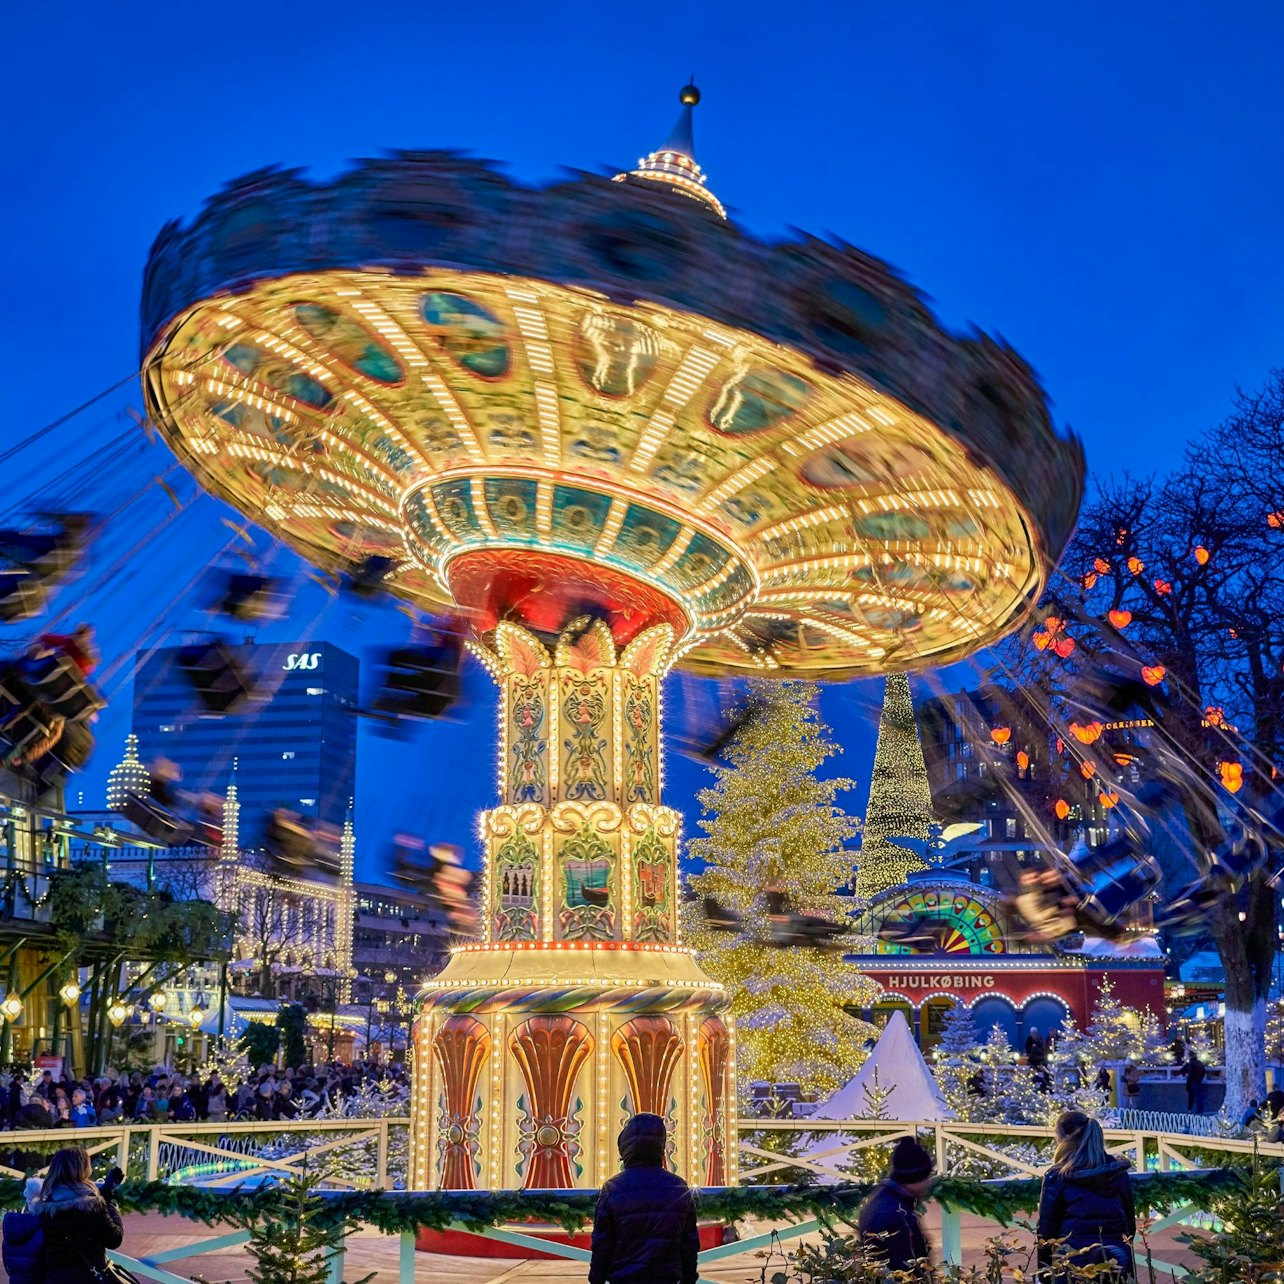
[3,2,1283,878]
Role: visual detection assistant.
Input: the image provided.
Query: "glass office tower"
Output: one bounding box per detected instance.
[131,640,358,844]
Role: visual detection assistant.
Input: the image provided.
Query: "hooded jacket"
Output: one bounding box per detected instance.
[1036,1158,1135,1276]
[33,1182,124,1284]
[2,1183,46,1284]
[588,1114,698,1284]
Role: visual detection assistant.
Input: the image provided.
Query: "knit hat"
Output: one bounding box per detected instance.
[889,1136,934,1183]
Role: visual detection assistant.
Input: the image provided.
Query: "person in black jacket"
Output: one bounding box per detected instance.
[589,1113,697,1284]
[2,1177,46,1284]
[856,1136,936,1279]
[1183,1055,1207,1114]
[32,1146,124,1284]
[1037,1111,1135,1280]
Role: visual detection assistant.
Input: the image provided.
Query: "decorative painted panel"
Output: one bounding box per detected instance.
[611,1016,683,1117]
[557,823,617,942]
[698,1017,730,1186]
[621,672,658,804]
[631,827,672,943]
[492,829,539,942]
[507,672,549,805]
[509,1015,594,1189]
[432,1015,491,1190]
[558,670,611,803]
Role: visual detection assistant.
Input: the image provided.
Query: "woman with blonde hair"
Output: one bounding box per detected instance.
[31,1146,124,1284]
[1037,1111,1135,1280]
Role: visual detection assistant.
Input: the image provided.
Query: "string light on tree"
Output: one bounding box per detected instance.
[855,674,936,898]
[682,680,876,1096]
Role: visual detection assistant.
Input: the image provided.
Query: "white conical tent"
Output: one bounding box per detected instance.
[809,1009,954,1121]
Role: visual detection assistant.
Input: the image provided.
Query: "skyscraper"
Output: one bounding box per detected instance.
[131,640,359,846]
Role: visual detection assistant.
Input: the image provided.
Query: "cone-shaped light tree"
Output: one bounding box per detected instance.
[682,680,877,1096]
[855,674,935,898]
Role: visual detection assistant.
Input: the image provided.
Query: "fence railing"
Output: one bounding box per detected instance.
[0,1117,407,1189]
[736,1116,1284,1185]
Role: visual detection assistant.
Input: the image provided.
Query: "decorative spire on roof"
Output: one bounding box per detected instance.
[220,759,239,862]
[106,733,150,812]
[614,82,726,219]
[339,798,355,887]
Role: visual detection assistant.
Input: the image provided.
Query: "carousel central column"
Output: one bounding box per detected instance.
[410,620,733,1192]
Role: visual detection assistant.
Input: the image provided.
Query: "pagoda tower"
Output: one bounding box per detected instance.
[105,734,150,812]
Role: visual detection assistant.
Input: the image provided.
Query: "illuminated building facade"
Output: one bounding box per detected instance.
[851,872,1167,1051]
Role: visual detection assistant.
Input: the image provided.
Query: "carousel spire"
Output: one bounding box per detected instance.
[615,81,726,219]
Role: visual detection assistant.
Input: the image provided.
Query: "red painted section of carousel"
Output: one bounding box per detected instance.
[416,1223,727,1259]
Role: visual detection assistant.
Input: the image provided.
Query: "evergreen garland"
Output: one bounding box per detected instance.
[0,1169,1249,1236]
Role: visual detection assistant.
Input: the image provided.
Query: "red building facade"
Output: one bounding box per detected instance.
[851,875,1166,1049]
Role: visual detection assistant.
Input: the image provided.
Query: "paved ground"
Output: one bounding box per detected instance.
[115,1206,1210,1282]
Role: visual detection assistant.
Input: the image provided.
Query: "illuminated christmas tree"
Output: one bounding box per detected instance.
[683,680,876,1096]
[934,999,982,1119]
[855,674,934,898]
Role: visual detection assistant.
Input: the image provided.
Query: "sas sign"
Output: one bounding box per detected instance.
[283,652,322,672]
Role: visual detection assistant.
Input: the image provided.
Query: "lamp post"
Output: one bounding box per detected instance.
[106,1002,129,1070]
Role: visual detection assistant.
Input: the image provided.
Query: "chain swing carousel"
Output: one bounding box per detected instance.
[138,86,1083,1192]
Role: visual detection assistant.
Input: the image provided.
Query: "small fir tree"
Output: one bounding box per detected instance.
[244,1163,373,1284]
[1074,978,1160,1067]
[199,1035,252,1088]
[933,1000,981,1120]
[1180,1155,1284,1283]
[241,1020,281,1068]
[857,1067,893,1121]
[278,1003,309,1069]
[684,680,877,1096]
[854,674,935,898]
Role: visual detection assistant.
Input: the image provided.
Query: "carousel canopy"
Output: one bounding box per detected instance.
[140,93,1083,679]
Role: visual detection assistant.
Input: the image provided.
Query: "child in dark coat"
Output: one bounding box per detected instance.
[2,1177,47,1284]
[856,1136,936,1279]
[589,1113,698,1284]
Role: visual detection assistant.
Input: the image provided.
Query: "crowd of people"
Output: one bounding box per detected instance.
[0,1058,410,1130]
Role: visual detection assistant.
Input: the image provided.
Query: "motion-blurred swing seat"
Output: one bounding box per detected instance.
[122,792,193,846]
[371,641,461,720]
[0,571,51,623]
[264,809,323,871]
[20,653,106,722]
[214,572,288,623]
[177,641,256,714]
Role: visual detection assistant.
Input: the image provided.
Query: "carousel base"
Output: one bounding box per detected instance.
[416,1222,727,1259]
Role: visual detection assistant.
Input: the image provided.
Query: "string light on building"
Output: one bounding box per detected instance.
[105,733,151,811]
